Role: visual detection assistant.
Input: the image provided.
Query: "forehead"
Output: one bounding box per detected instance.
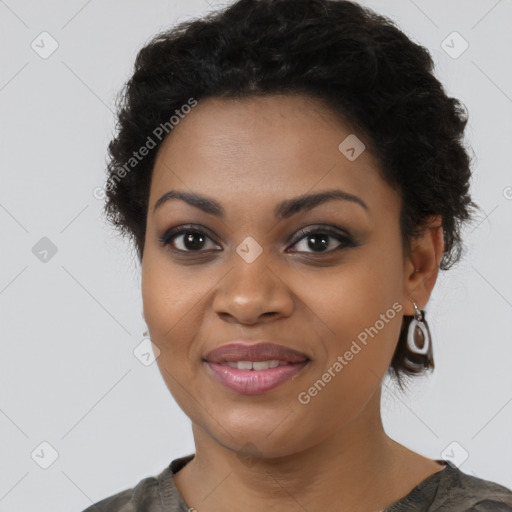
[150,94,399,220]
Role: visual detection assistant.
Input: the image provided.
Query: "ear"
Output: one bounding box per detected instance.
[402,215,444,316]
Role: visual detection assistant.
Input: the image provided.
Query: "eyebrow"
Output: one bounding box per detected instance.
[153,189,369,219]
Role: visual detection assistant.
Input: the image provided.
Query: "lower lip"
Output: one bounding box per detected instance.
[205,361,309,395]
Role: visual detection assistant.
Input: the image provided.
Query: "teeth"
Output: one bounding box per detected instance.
[223,360,289,370]
[253,361,271,370]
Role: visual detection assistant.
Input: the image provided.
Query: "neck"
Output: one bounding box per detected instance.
[173,387,438,512]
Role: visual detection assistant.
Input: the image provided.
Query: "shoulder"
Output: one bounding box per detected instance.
[80,454,194,512]
[80,472,163,512]
[431,463,512,512]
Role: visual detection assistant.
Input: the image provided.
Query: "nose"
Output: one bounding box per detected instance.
[212,253,294,325]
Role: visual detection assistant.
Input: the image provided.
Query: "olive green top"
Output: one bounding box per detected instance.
[83,454,512,511]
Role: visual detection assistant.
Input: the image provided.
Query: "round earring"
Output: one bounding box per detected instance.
[407,300,431,356]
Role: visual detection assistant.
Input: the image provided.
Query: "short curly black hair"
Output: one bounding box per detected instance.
[102,0,480,390]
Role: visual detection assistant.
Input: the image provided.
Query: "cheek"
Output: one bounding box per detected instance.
[141,260,204,411]
[141,254,221,381]
[289,252,404,379]
[141,258,193,357]
[292,257,402,331]
[142,249,201,328]
[292,281,402,436]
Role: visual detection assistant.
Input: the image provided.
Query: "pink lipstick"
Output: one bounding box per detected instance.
[203,342,310,395]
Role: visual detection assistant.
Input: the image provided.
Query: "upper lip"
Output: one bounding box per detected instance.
[204,342,310,364]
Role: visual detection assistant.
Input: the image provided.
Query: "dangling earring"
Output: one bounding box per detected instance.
[407,300,431,355]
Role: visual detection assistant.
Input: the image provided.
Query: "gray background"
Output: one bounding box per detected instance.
[0,0,511,510]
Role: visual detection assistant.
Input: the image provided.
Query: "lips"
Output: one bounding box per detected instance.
[203,342,310,395]
[203,342,309,364]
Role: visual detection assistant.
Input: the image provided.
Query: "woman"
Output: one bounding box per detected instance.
[85,0,512,510]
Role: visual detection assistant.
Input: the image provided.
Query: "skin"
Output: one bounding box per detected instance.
[141,94,445,512]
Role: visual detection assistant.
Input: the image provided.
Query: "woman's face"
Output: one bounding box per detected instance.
[141,94,419,457]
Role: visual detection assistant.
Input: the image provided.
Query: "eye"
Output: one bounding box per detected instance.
[288,226,355,254]
[159,224,356,255]
[159,224,221,253]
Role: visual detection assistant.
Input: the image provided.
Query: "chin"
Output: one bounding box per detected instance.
[205,418,317,461]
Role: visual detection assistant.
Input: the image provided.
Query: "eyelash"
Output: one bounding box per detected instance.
[158,224,356,256]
